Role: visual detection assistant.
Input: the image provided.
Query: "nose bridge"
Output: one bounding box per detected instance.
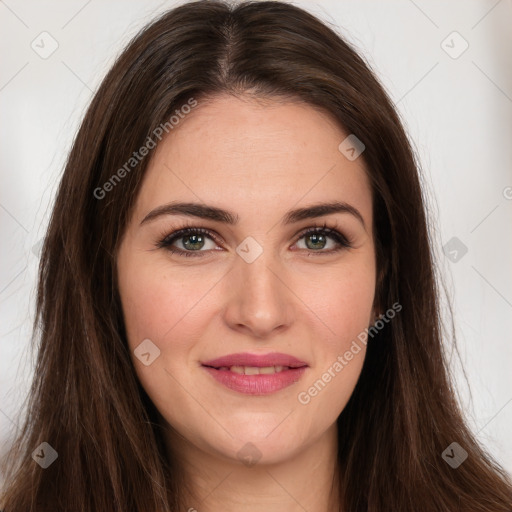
[239,248,280,297]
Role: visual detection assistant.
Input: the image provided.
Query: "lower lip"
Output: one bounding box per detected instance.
[202,366,308,395]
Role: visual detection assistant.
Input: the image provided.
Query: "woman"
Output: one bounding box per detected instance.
[1,1,511,510]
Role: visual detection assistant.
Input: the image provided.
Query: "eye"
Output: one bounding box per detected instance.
[294,224,353,254]
[156,222,353,258]
[156,227,220,258]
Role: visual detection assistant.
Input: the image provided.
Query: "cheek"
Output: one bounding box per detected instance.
[292,259,375,422]
[118,254,214,349]
[117,254,216,428]
[301,255,376,348]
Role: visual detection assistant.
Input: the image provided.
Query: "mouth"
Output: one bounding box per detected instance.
[201,352,309,395]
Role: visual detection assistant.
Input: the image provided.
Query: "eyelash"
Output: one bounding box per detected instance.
[155,221,353,258]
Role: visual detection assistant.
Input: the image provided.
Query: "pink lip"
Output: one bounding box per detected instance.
[202,352,308,368]
[201,352,309,395]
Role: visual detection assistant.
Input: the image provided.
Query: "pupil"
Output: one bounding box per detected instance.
[183,234,204,250]
[306,234,326,250]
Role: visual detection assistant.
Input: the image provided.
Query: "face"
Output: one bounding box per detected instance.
[117,94,376,467]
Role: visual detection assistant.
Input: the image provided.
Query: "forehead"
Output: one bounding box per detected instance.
[134,94,373,227]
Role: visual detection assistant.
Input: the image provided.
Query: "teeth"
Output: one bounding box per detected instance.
[228,365,288,375]
[259,366,279,374]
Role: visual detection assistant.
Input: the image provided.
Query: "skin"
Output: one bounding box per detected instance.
[117,94,377,512]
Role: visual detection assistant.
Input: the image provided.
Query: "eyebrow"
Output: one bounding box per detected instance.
[140,200,366,229]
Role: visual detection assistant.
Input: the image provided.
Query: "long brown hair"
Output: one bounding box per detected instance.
[2,1,511,510]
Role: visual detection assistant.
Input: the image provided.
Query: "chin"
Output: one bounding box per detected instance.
[204,425,308,467]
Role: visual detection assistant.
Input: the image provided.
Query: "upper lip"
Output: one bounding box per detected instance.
[202,352,308,368]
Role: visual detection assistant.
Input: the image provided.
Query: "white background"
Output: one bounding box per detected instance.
[1,0,511,487]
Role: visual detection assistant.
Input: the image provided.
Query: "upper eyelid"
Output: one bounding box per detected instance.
[160,224,349,248]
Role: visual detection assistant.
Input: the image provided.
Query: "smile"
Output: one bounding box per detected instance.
[201,352,309,395]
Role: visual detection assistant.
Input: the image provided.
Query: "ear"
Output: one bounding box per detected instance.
[371,309,382,325]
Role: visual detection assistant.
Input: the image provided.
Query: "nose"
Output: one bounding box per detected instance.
[222,249,295,339]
